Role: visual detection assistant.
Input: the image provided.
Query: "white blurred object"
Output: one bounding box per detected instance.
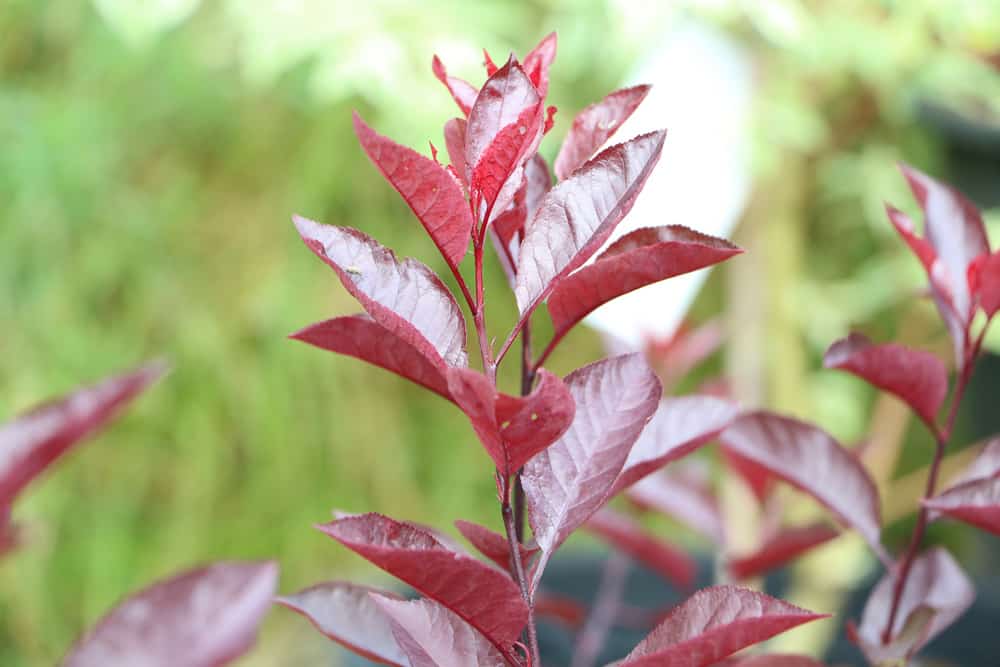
[584,21,753,349]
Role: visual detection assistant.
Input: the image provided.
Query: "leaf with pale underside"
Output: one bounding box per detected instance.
[625,469,725,545]
[454,519,537,573]
[612,395,739,496]
[431,55,478,116]
[1,362,166,509]
[514,131,666,317]
[62,561,278,667]
[316,513,527,651]
[943,436,1000,490]
[276,582,408,666]
[353,113,472,270]
[293,216,467,368]
[443,118,468,186]
[585,508,696,590]
[492,154,552,268]
[824,333,947,427]
[619,586,827,667]
[924,476,1000,535]
[291,315,451,401]
[523,354,662,590]
[374,596,506,667]
[548,225,741,346]
[720,412,885,559]
[727,523,839,581]
[554,85,650,180]
[523,32,557,97]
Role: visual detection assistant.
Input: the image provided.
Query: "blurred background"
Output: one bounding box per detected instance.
[1,1,999,665]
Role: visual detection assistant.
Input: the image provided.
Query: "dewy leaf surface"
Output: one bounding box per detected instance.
[720,412,884,557]
[293,216,467,367]
[824,333,947,427]
[353,113,472,269]
[924,476,1000,535]
[553,85,650,180]
[276,582,408,666]
[317,513,527,650]
[620,586,826,667]
[0,362,166,508]
[523,353,661,589]
[374,596,506,667]
[62,561,278,667]
[514,131,666,316]
[727,523,839,581]
[585,508,696,590]
[291,315,451,401]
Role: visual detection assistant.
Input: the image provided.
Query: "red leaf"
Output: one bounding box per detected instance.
[523,354,662,589]
[943,436,1000,489]
[534,592,587,628]
[717,655,828,667]
[924,475,1000,535]
[431,55,478,116]
[823,333,947,427]
[443,118,468,186]
[492,154,552,261]
[585,508,697,590]
[648,320,725,392]
[447,367,575,476]
[970,250,1000,317]
[291,315,451,401]
[620,586,827,666]
[722,447,775,504]
[482,49,499,76]
[454,519,538,573]
[727,523,839,581]
[850,547,973,664]
[625,469,726,546]
[317,513,527,650]
[612,395,739,495]
[373,596,507,667]
[276,582,407,666]
[0,362,166,508]
[553,84,650,180]
[720,412,885,558]
[523,32,557,97]
[353,113,473,270]
[293,216,467,368]
[547,225,741,343]
[513,131,666,318]
[62,561,277,667]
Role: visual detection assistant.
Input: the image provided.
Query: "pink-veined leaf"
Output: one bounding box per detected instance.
[514,131,666,317]
[970,250,1000,317]
[720,412,885,559]
[625,469,725,546]
[547,225,741,343]
[276,582,408,666]
[447,367,575,476]
[1,362,166,508]
[353,113,472,269]
[431,55,478,116]
[290,315,451,401]
[443,118,468,186]
[62,561,277,667]
[824,333,947,427]
[523,354,662,590]
[585,508,696,590]
[373,596,506,667]
[523,32,557,97]
[716,655,828,667]
[453,519,538,573]
[924,476,1000,535]
[553,84,650,180]
[727,523,839,581]
[849,547,973,664]
[619,586,827,667]
[316,513,527,650]
[293,216,467,368]
[612,395,739,496]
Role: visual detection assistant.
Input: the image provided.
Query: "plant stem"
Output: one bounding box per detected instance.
[513,321,535,543]
[503,499,541,665]
[570,550,631,667]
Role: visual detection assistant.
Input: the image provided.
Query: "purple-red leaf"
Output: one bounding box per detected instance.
[924,476,1000,535]
[293,216,467,367]
[523,354,662,589]
[943,436,1000,489]
[431,55,478,116]
[353,113,473,270]
[443,118,468,186]
[523,32,557,97]
[717,656,828,667]
[625,469,725,546]
[514,131,666,317]
[553,84,650,180]
[720,412,884,558]
[547,225,741,343]
[585,508,697,590]
[612,395,739,496]
[850,547,973,664]
[727,523,839,581]
[62,561,277,667]
[620,586,827,667]
[276,582,407,666]
[723,447,775,504]
[824,333,947,427]
[316,513,527,650]
[971,250,1000,317]
[291,315,451,401]
[374,596,506,667]
[454,519,538,573]
[1,362,166,509]
[648,320,724,392]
